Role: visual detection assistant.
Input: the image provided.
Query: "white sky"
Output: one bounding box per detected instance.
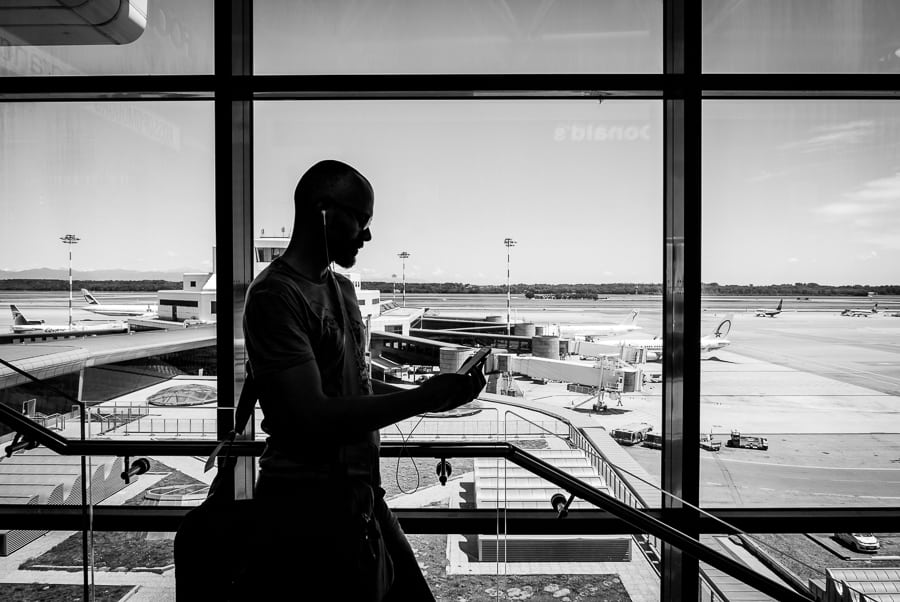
[1,1,899,286]
[702,101,900,286]
[253,100,661,285]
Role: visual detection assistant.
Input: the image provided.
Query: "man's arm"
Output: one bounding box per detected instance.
[257,360,484,439]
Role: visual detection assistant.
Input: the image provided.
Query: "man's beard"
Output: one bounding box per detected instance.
[333,247,358,269]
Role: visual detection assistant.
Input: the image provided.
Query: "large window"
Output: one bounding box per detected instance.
[1,2,898,601]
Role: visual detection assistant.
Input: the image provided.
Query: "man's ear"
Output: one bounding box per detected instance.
[314,201,328,225]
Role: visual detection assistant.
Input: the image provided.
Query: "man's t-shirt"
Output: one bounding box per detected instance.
[242,257,379,485]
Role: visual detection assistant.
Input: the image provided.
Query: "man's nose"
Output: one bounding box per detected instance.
[361,227,372,242]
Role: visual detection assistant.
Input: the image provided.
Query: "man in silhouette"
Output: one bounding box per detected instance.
[241,160,485,600]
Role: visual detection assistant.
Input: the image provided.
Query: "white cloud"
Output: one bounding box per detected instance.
[816,202,883,217]
[432,266,444,276]
[779,120,874,154]
[787,257,799,263]
[843,172,900,203]
[746,170,778,183]
[815,173,900,250]
[857,251,878,261]
[858,233,900,251]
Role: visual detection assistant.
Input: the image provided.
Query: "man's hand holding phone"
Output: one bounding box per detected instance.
[421,348,489,413]
[456,347,491,376]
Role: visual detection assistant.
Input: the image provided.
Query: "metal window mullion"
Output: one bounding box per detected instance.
[215,0,254,498]
[663,1,701,600]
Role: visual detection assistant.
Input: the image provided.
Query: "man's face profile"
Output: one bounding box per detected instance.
[326,189,373,269]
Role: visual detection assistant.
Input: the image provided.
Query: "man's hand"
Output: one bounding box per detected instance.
[418,369,486,413]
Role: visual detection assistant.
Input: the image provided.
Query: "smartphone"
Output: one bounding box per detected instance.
[456,347,491,375]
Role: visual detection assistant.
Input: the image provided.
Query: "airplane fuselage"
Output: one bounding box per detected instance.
[80,289,157,317]
[10,321,125,334]
[562,324,642,339]
[82,304,157,317]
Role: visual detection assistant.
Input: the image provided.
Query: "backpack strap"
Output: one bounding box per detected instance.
[204,364,257,473]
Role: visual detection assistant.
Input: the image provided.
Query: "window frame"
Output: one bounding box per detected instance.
[1,2,898,601]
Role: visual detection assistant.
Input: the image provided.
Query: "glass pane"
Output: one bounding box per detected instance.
[0,99,217,436]
[254,0,662,75]
[0,0,213,76]
[703,0,900,73]
[0,98,214,593]
[701,100,900,507]
[254,97,662,599]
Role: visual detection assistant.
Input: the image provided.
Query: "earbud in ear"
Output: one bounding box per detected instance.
[321,208,327,225]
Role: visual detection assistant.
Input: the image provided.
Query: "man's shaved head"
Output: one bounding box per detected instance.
[293,159,373,216]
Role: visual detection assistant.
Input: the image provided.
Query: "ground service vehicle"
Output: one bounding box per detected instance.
[699,433,721,451]
[610,423,653,446]
[835,533,880,553]
[641,432,662,449]
[726,430,768,450]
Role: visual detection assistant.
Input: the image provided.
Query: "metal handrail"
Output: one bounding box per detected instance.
[506,446,812,602]
[0,401,813,601]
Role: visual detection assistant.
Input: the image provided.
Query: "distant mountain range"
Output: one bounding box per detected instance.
[0,268,192,281]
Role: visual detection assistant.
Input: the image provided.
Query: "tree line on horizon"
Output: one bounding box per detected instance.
[365,281,900,297]
[2,279,898,296]
[0,279,181,292]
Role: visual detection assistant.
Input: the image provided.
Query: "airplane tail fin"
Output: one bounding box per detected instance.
[620,309,639,325]
[10,304,24,325]
[776,299,783,311]
[81,289,99,305]
[10,304,41,326]
[710,314,733,338]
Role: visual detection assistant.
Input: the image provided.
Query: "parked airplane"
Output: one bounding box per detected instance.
[81,289,157,317]
[755,299,782,318]
[590,315,733,361]
[557,310,642,340]
[841,303,878,317]
[9,305,125,334]
[9,304,59,332]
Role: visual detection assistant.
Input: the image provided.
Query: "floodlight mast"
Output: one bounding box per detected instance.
[60,234,80,328]
[398,251,410,307]
[504,238,516,336]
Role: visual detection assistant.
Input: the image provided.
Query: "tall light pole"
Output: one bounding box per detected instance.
[504,237,516,336]
[398,251,410,307]
[60,234,80,328]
